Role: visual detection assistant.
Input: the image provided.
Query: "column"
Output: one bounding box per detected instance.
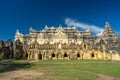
[27,53,30,60]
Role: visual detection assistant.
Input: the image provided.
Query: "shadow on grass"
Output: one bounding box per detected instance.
[0,60,32,73]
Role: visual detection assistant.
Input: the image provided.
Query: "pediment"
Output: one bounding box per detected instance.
[54,30,67,39]
[55,25,64,32]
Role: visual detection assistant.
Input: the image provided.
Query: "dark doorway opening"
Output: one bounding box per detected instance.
[25,53,28,59]
[39,53,42,60]
[52,53,55,57]
[77,53,80,57]
[64,52,67,57]
[84,44,86,49]
[91,53,94,57]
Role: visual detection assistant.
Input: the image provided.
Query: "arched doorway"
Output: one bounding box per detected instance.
[64,52,68,59]
[77,53,80,58]
[84,44,87,49]
[64,52,67,57]
[52,53,55,57]
[91,52,94,58]
[25,53,28,59]
[38,53,42,60]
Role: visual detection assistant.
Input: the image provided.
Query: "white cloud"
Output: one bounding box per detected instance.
[65,18,103,33]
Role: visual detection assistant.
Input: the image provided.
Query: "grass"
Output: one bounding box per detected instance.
[0,59,120,80]
[0,59,31,73]
[28,59,120,79]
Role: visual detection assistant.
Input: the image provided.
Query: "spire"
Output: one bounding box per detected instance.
[29,26,37,33]
[16,29,19,34]
[29,26,33,31]
[86,28,91,32]
[72,25,76,29]
[45,25,48,29]
[59,24,62,28]
[58,24,63,31]
[16,29,20,35]
[104,22,113,32]
[105,22,111,29]
[55,24,64,32]
[51,26,55,29]
[15,29,23,36]
[103,22,118,39]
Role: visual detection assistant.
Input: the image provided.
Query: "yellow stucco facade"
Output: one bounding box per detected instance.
[24,41,120,61]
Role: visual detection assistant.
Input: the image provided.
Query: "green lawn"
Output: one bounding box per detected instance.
[0,59,120,80]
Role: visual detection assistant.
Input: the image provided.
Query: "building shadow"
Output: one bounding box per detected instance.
[0,60,32,73]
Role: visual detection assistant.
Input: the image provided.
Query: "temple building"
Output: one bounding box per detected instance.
[14,22,120,60]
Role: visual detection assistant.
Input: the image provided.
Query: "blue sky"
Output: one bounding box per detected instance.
[0,0,120,41]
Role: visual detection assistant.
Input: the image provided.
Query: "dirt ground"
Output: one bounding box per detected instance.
[0,69,120,80]
[96,73,120,80]
[0,69,43,80]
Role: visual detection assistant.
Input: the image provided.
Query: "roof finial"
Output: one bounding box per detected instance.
[106,21,110,25]
[16,29,19,33]
[45,25,48,29]
[30,26,33,30]
[72,25,76,29]
[59,24,62,27]
[105,21,110,29]
[16,29,23,36]
[86,28,91,32]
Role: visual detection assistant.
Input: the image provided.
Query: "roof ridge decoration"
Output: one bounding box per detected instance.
[55,24,64,32]
[29,26,38,33]
[45,25,49,29]
[72,25,76,29]
[15,29,23,36]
